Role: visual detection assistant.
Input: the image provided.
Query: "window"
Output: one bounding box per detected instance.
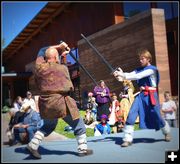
[157,2,178,20]
[172,2,178,18]
[66,48,79,64]
[123,2,151,19]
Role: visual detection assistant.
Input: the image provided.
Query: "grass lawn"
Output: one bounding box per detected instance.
[54,110,140,139]
[54,110,94,138]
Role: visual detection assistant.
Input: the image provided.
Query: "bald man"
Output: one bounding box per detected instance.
[26,42,93,159]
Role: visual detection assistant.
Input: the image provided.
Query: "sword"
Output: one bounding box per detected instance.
[81,33,115,73]
[60,41,98,86]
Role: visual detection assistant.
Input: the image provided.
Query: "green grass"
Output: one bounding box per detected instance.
[54,110,94,139]
[134,123,140,130]
[54,110,140,139]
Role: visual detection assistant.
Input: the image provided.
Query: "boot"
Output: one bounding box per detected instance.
[121,141,132,147]
[121,124,134,147]
[26,144,41,159]
[78,149,93,157]
[161,120,171,142]
[165,133,171,142]
[26,131,44,159]
[76,133,93,156]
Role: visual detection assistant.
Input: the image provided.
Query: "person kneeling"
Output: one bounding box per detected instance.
[94,114,111,136]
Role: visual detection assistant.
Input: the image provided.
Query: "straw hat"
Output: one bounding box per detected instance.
[20,102,31,112]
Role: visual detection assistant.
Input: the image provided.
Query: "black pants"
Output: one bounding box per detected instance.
[96,102,110,121]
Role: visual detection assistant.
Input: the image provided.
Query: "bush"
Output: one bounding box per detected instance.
[2,106,10,113]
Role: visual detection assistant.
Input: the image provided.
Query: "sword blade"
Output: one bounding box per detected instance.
[59,40,98,85]
[68,51,98,86]
[81,33,115,73]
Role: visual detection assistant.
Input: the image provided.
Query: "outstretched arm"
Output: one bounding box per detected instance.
[124,69,155,80]
[113,68,155,81]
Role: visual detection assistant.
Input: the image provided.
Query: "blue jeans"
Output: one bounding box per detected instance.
[39,115,86,137]
[14,126,38,142]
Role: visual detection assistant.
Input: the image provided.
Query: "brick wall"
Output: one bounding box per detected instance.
[78,9,171,104]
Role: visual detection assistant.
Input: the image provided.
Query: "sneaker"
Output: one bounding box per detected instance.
[121,141,132,147]
[165,133,171,142]
[78,149,93,157]
[26,145,41,159]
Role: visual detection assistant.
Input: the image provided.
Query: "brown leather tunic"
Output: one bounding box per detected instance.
[34,56,80,120]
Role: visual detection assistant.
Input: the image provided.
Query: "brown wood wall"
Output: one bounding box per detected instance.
[78,9,171,103]
[5,3,121,72]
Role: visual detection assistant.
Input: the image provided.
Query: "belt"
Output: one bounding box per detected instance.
[141,86,157,106]
[40,91,70,96]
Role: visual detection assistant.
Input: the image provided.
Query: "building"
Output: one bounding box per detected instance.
[2,2,178,107]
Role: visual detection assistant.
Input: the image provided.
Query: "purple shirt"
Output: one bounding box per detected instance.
[93,86,110,104]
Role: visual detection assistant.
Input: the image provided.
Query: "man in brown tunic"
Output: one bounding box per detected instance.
[26,42,93,159]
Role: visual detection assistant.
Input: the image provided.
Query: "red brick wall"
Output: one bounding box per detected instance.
[78,9,171,103]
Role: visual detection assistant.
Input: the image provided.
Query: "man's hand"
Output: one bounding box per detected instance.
[113,67,125,82]
[13,124,29,128]
[101,92,106,97]
[59,42,69,50]
[61,46,71,56]
[21,124,29,128]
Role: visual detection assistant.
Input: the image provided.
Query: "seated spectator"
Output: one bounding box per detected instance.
[23,91,37,111]
[94,114,111,136]
[10,102,43,146]
[8,96,23,118]
[6,96,24,144]
[115,115,125,133]
[9,96,23,120]
[13,96,23,110]
[6,110,25,145]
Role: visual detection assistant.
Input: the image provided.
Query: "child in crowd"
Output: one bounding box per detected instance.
[161,91,177,127]
[119,80,139,123]
[90,97,98,122]
[115,115,125,132]
[94,114,111,136]
[83,109,93,125]
[108,93,120,126]
[87,92,93,109]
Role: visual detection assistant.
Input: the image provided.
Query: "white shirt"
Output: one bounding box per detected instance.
[161,100,177,119]
[124,69,157,87]
[108,100,119,125]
